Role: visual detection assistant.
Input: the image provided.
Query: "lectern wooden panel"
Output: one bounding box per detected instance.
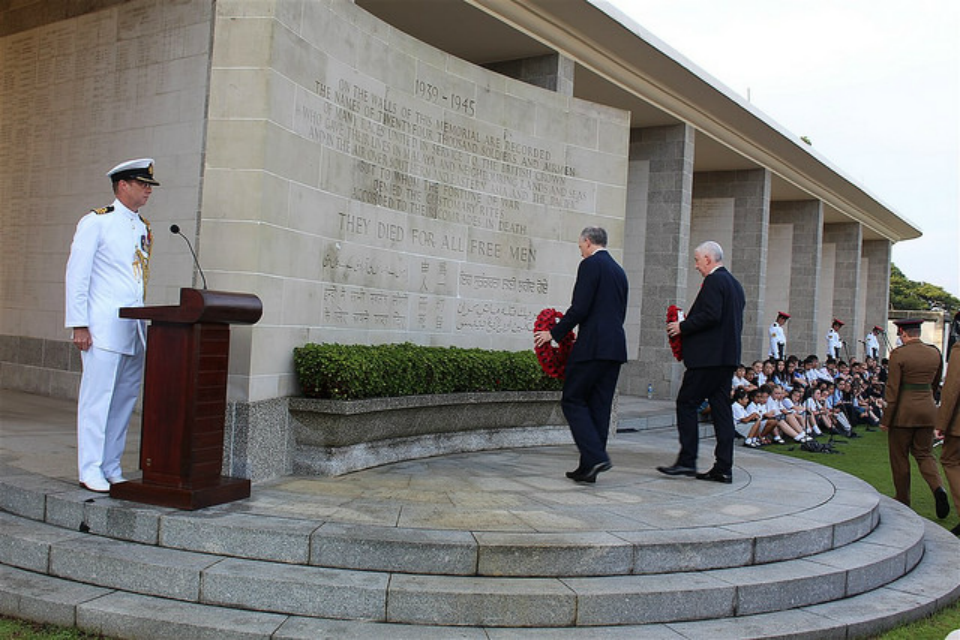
[111,288,262,510]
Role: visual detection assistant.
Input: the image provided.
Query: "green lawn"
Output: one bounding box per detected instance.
[2,426,958,639]
[0,617,106,639]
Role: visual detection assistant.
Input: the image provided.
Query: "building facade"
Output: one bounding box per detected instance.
[0,0,919,480]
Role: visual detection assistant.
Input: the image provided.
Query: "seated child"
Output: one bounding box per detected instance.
[732,387,764,448]
[766,384,812,443]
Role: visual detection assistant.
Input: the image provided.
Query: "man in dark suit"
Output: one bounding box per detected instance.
[658,241,745,483]
[534,227,628,483]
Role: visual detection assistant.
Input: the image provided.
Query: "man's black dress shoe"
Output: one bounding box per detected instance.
[568,461,612,483]
[951,523,960,537]
[934,486,950,519]
[696,468,733,484]
[656,464,697,477]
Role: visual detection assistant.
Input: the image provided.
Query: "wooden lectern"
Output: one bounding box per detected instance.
[111,288,262,510]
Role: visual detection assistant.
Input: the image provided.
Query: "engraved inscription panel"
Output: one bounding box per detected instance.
[207,0,629,349]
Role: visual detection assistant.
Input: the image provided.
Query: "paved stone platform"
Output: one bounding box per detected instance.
[1,388,959,638]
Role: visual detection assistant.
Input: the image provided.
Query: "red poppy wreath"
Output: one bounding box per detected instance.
[534,308,575,379]
[667,304,684,361]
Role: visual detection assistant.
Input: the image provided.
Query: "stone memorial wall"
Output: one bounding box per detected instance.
[202,0,630,402]
[0,0,212,397]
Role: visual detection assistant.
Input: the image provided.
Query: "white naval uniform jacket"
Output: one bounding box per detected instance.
[865,333,880,357]
[826,329,842,356]
[769,323,785,357]
[65,199,150,355]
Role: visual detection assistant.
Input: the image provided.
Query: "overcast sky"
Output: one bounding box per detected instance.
[605,0,959,297]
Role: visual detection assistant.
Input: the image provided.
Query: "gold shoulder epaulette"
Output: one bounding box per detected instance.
[92,205,115,215]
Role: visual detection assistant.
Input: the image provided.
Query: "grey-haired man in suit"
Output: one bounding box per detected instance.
[659,241,745,483]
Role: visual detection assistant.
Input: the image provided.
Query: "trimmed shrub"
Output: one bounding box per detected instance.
[293,343,563,399]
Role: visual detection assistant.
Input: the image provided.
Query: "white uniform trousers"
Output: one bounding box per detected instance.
[77,340,144,484]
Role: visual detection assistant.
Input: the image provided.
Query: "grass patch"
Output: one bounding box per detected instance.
[766,426,958,530]
[0,617,108,639]
[764,425,960,638]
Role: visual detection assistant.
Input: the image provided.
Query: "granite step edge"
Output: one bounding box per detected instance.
[0,501,931,627]
[0,519,956,638]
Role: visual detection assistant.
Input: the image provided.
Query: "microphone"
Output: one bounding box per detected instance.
[169,224,208,289]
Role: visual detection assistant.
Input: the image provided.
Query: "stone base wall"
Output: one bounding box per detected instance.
[289,391,568,476]
[0,336,81,400]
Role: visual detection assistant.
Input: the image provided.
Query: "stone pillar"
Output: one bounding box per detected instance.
[692,169,771,360]
[770,200,823,359]
[823,222,863,360]
[862,239,892,357]
[484,53,575,96]
[620,124,695,398]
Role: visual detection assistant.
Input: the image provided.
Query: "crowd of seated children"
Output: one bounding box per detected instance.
[725,346,889,450]
[836,377,881,429]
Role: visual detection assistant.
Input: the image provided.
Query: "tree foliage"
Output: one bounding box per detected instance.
[889,263,960,311]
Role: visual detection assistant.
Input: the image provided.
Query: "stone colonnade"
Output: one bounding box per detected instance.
[507,55,892,398]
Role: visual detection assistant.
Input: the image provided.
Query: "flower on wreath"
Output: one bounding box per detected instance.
[667,304,683,362]
[534,308,575,379]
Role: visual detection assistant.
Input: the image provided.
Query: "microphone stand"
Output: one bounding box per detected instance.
[170,224,208,290]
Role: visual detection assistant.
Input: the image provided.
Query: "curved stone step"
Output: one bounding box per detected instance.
[0,499,929,627]
[0,460,882,578]
[1,518,957,639]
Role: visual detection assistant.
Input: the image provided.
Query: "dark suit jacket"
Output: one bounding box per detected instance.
[680,266,745,369]
[551,249,628,364]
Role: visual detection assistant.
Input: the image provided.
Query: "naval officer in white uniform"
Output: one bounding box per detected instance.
[768,311,790,360]
[865,326,881,360]
[65,158,157,492]
[826,318,844,360]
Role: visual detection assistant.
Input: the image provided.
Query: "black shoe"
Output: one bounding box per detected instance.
[565,465,587,479]
[951,523,960,537]
[696,468,733,484]
[656,464,697,477]
[934,487,950,519]
[568,461,612,483]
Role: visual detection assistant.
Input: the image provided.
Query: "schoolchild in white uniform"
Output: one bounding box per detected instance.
[65,159,158,492]
[784,387,810,433]
[766,384,811,443]
[826,318,844,360]
[803,387,823,436]
[732,387,763,447]
[731,364,753,394]
[768,311,789,360]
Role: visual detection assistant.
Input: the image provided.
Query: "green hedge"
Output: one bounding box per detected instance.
[293,343,563,399]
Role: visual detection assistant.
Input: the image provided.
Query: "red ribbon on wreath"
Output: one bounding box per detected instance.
[667,304,684,362]
[534,308,575,379]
